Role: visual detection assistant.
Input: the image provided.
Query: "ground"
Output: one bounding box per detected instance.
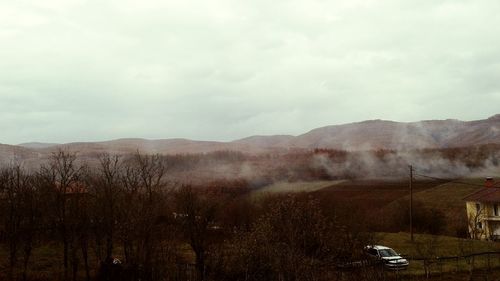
[0,178,494,280]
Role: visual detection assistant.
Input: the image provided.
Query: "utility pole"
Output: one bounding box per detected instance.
[409,165,414,242]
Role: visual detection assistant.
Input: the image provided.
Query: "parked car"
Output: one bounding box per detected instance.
[364,245,409,270]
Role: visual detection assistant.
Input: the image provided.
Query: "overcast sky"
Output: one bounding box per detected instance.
[1,0,500,144]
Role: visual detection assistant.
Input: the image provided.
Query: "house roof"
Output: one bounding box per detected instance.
[55,181,87,194]
[464,187,500,203]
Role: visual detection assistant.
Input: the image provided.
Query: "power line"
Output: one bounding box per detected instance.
[412,172,486,188]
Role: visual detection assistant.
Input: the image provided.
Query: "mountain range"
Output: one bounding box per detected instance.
[2,114,500,161]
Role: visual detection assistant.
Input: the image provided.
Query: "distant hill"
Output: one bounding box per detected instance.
[4,114,500,160]
[18,142,59,149]
[0,144,40,165]
[291,114,500,150]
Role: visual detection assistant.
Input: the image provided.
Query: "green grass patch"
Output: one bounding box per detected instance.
[376,232,500,276]
[252,180,345,197]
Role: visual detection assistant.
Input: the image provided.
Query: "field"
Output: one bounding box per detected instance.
[312,179,445,208]
[255,178,486,232]
[4,233,500,281]
[377,232,500,279]
[252,180,345,196]
[0,167,494,280]
[387,180,482,214]
[254,179,448,205]
[252,178,490,250]
[0,243,71,280]
[252,178,500,279]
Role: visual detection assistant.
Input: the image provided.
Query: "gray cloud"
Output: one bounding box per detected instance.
[1,0,500,144]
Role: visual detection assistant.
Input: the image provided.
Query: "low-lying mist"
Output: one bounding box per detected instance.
[3,145,499,189]
[313,147,500,180]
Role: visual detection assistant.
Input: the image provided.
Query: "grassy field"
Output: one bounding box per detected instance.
[0,243,70,280]
[254,179,445,204]
[377,232,500,257]
[385,178,483,211]
[297,178,500,279]
[377,232,500,278]
[252,180,345,197]
[252,179,480,235]
[311,179,446,210]
[382,179,485,234]
[252,178,483,211]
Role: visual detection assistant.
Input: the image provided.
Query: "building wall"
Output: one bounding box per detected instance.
[466,201,489,240]
[466,201,500,240]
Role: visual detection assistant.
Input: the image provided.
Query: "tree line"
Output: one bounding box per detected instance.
[0,150,376,281]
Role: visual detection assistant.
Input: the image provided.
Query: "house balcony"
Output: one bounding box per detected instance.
[491,235,500,241]
[485,216,500,221]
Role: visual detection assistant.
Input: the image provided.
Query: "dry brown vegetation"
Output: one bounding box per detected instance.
[0,146,498,281]
[0,151,378,281]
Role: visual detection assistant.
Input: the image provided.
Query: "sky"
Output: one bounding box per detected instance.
[1,0,500,144]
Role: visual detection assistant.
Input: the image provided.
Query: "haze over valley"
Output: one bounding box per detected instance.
[2,114,499,184]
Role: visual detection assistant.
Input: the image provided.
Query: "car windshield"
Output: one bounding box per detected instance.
[378,249,398,257]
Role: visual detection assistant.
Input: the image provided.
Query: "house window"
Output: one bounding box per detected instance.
[476,203,481,213]
[495,204,499,216]
[477,222,483,229]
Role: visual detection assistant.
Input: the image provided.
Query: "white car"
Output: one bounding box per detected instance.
[365,245,409,270]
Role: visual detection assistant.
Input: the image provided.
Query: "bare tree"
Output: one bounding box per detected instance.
[228,195,345,281]
[38,150,85,281]
[467,203,486,240]
[0,165,41,281]
[175,185,219,281]
[114,153,170,280]
[86,154,122,263]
